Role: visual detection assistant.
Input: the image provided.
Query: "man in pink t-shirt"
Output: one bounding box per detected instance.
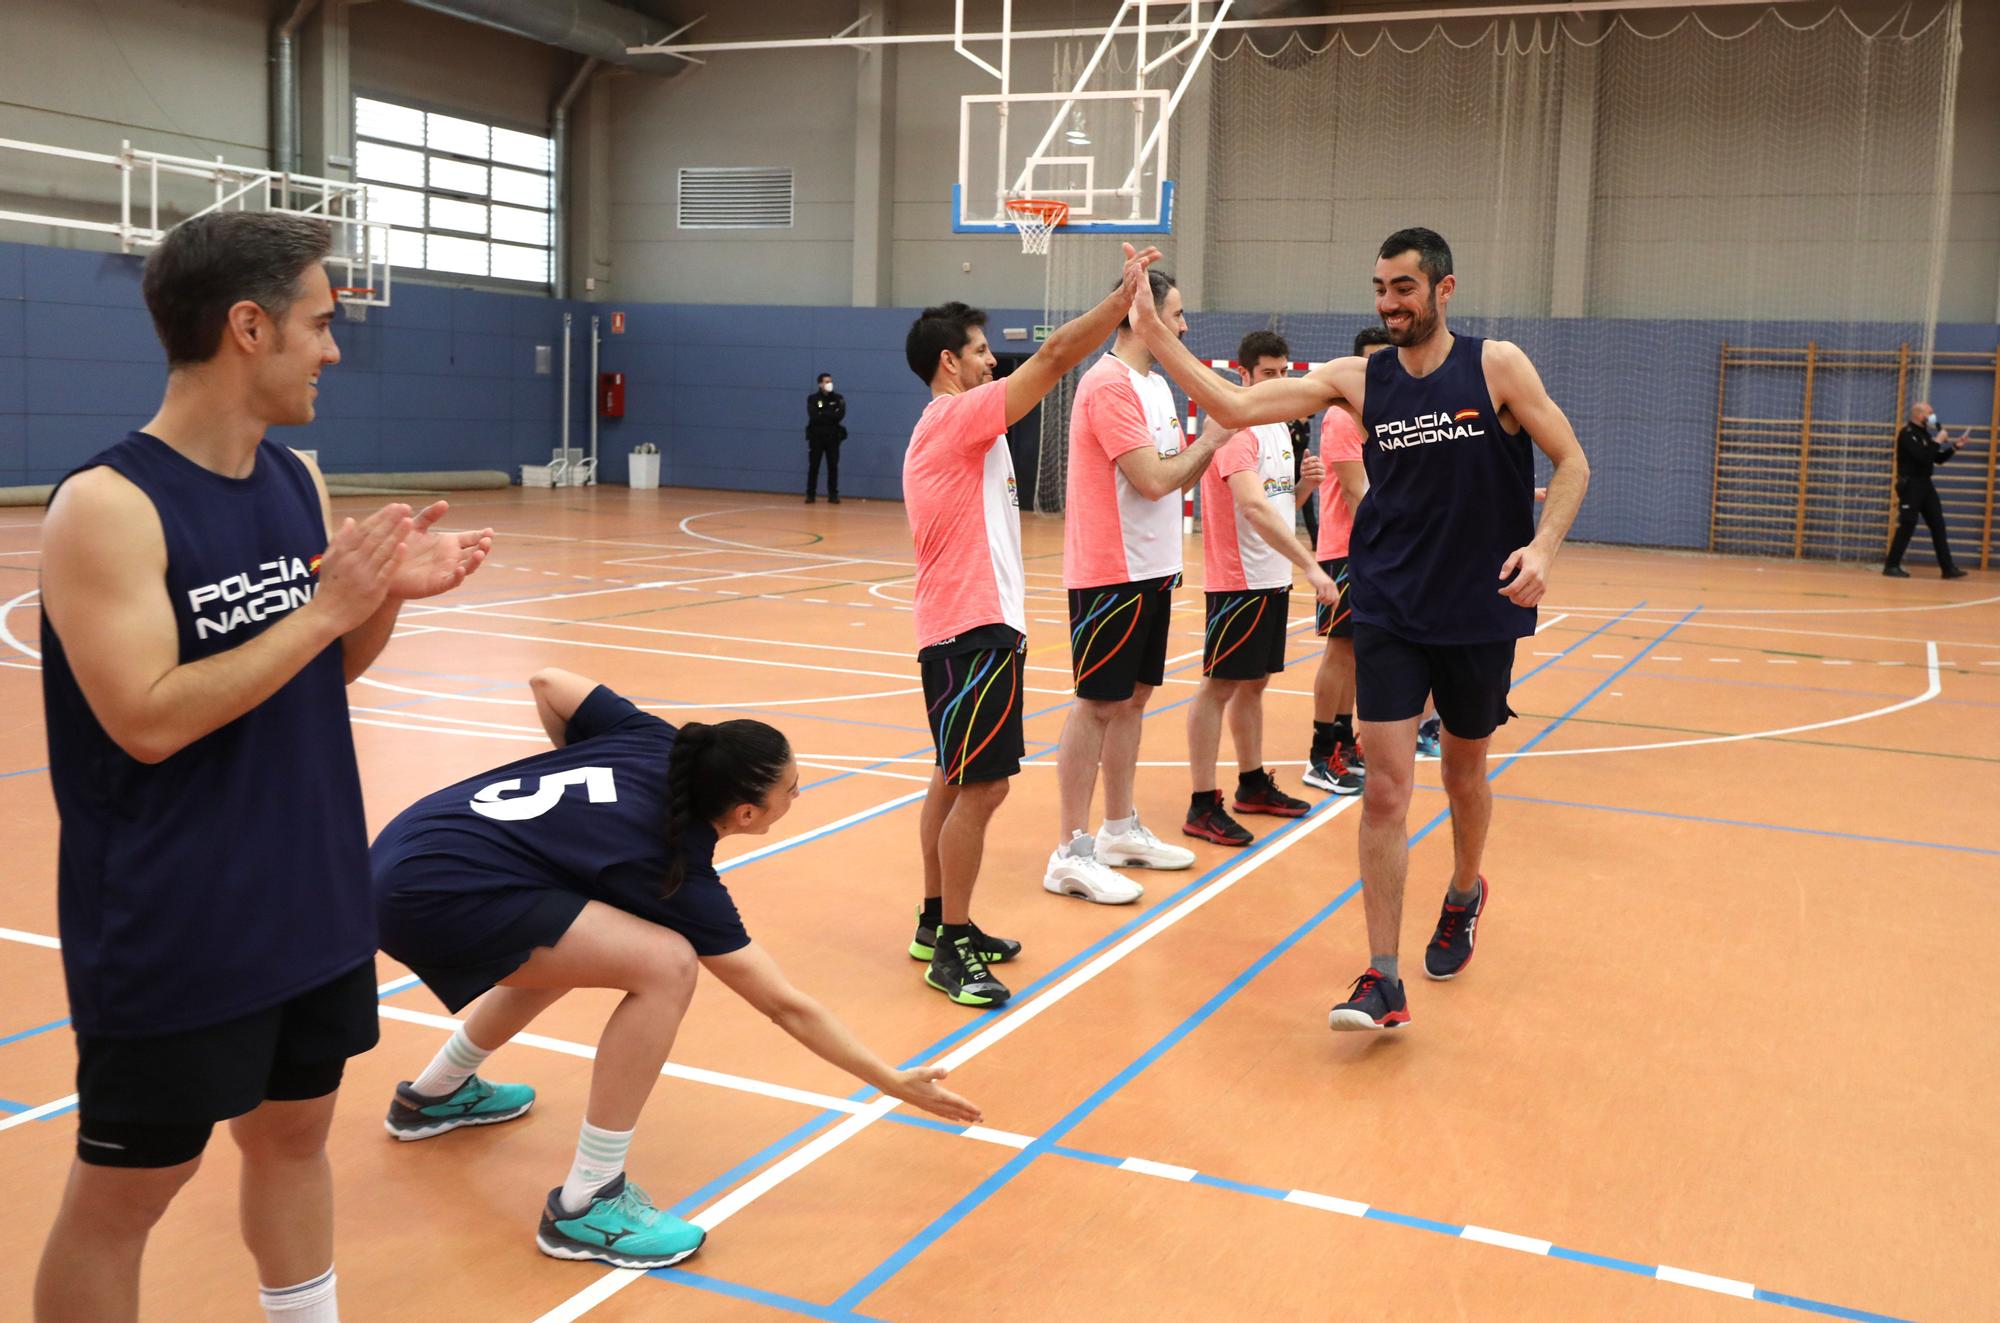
[1302,326,1392,796]
[900,246,1160,1009]
[1046,270,1230,907]
[1182,332,1339,849]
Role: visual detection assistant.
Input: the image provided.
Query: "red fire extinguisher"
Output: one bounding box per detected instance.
[599,372,625,418]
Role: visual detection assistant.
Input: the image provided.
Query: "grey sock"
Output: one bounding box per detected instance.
[1445,878,1481,908]
[1371,955,1400,984]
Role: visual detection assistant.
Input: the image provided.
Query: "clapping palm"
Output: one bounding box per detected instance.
[388,501,494,600]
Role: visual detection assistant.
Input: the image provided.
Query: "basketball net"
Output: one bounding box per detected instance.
[1006,199,1069,256]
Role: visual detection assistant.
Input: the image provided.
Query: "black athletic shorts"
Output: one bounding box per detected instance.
[73,960,379,1168]
[1353,621,1518,740]
[1067,572,1180,702]
[919,624,1027,784]
[1202,588,1290,680]
[1313,558,1354,639]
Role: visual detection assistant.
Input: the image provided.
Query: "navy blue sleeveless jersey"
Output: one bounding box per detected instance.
[40,433,371,1037]
[370,687,751,958]
[1351,335,1538,644]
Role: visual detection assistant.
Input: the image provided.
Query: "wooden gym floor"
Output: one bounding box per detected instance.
[0,486,1993,1322]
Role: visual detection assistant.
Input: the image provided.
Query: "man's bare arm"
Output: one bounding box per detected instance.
[1225,470,1335,602]
[1003,245,1161,426]
[40,469,408,764]
[1487,341,1589,606]
[1331,459,1367,520]
[1114,419,1228,501]
[1128,278,1350,428]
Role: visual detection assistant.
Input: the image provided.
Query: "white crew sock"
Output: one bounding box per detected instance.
[411,1026,494,1098]
[558,1120,636,1215]
[260,1266,338,1323]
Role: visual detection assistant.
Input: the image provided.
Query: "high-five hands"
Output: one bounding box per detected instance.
[1123,241,1165,329]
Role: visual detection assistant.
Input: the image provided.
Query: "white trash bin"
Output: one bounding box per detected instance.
[628,450,661,490]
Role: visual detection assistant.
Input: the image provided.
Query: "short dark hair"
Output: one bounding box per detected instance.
[1109,269,1178,307]
[905,302,988,384]
[1352,325,1393,357]
[817,373,832,383]
[141,212,332,367]
[1378,227,1453,286]
[1236,329,1290,371]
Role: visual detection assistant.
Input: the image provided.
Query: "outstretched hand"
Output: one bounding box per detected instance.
[889,1065,982,1125]
[386,501,494,601]
[1122,241,1164,329]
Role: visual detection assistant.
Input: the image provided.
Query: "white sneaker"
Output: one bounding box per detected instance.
[1094,815,1195,871]
[1043,832,1145,905]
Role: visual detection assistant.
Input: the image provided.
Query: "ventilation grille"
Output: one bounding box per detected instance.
[677,167,794,229]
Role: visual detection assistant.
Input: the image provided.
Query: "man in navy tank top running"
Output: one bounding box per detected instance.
[1132,227,1590,1034]
[33,212,492,1323]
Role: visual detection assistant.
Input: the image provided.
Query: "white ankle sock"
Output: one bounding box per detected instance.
[1102,813,1137,836]
[260,1266,338,1323]
[559,1120,635,1214]
[411,1026,493,1098]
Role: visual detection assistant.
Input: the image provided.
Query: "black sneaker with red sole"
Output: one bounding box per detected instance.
[1233,775,1310,818]
[1338,737,1365,771]
[1327,968,1409,1031]
[1183,800,1253,847]
[1424,876,1488,980]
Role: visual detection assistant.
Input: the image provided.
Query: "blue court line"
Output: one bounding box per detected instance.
[643,1268,884,1322]
[879,607,1637,1073]
[0,1016,69,1048]
[0,1097,30,1112]
[1419,786,2000,858]
[1,765,48,779]
[648,610,1640,1248]
[831,606,1691,1313]
[1022,1135,1908,1323]
[611,608,1639,1306]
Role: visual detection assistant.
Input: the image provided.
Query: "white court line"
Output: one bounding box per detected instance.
[1283,1189,1369,1217]
[356,676,923,712]
[803,642,1941,768]
[1655,1265,1756,1298]
[409,557,878,616]
[1496,640,1942,759]
[1559,592,2000,619]
[352,716,545,743]
[375,1005,868,1115]
[406,625,920,682]
[537,792,1364,1320]
[0,926,61,949]
[0,660,39,671]
[717,789,930,874]
[0,971,424,1138]
[796,759,932,784]
[1120,1156,1197,1181]
[0,1095,77,1132]
[2,589,42,661]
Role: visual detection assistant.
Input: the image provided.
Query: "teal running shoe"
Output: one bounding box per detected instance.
[536,1175,706,1269]
[1416,716,1443,760]
[383,1075,535,1141]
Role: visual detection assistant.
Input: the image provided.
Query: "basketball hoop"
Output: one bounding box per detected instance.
[1005,199,1069,256]
[332,286,375,323]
